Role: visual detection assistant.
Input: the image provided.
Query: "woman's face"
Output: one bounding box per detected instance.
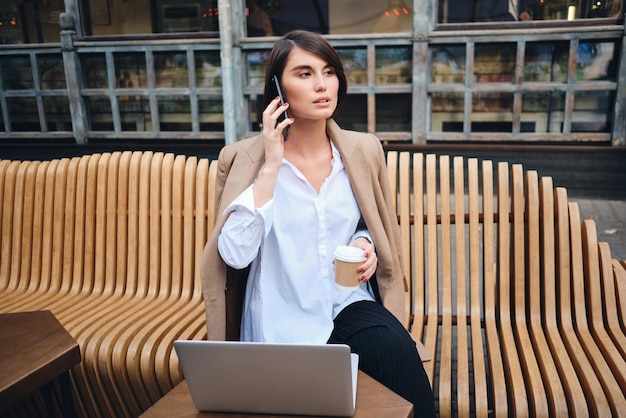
[280,46,339,122]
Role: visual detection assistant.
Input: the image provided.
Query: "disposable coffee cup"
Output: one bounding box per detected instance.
[334,245,366,291]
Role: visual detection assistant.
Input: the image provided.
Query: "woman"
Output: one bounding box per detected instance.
[201,30,435,417]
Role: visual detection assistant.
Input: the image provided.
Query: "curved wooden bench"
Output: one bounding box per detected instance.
[2,150,624,417]
[386,151,626,417]
[0,152,217,417]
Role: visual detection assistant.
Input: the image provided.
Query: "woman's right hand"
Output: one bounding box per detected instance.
[253,97,292,208]
[261,96,292,170]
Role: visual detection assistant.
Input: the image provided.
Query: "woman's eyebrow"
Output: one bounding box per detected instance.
[288,64,331,72]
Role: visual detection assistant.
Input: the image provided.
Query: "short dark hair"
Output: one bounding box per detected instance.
[262,30,347,117]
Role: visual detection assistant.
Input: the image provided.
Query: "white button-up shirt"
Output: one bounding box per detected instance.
[217,143,375,343]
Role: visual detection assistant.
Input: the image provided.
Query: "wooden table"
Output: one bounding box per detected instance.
[0,311,81,415]
[141,370,413,417]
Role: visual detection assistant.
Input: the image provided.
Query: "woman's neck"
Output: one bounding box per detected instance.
[284,119,330,156]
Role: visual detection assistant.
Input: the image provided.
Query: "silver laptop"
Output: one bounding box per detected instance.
[174,340,359,417]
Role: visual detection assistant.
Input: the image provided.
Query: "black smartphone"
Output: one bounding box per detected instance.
[273,75,290,141]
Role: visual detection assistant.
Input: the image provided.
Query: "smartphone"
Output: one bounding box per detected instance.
[273,75,290,141]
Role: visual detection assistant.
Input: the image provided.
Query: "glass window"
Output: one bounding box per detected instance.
[85,96,113,131]
[472,92,514,132]
[335,95,367,131]
[159,95,191,131]
[572,90,613,132]
[336,48,368,85]
[196,52,222,87]
[155,52,188,88]
[1,0,64,44]
[438,0,623,23]
[79,0,219,37]
[115,53,148,89]
[1,55,33,89]
[7,97,38,131]
[474,44,515,83]
[577,41,618,81]
[376,47,411,85]
[40,55,66,90]
[83,54,108,89]
[246,0,412,36]
[198,97,224,131]
[43,96,72,131]
[376,94,411,131]
[431,92,464,132]
[431,46,466,83]
[522,92,565,133]
[524,42,569,83]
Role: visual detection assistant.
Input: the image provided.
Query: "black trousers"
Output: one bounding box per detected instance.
[327,300,436,418]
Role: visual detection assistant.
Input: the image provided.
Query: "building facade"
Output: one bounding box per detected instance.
[0,0,624,146]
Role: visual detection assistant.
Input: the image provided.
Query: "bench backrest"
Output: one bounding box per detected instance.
[386,151,626,417]
[0,152,217,301]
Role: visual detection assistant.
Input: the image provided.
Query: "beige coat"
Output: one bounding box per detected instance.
[200,119,406,341]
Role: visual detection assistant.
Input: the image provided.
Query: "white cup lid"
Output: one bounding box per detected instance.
[334,245,366,262]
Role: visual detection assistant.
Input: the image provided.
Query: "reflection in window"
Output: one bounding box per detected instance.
[115,53,148,89]
[572,90,613,132]
[7,97,37,131]
[474,44,515,83]
[376,94,411,131]
[577,41,618,81]
[83,54,108,89]
[522,92,565,133]
[432,92,464,132]
[1,0,64,44]
[39,55,66,90]
[198,97,224,131]
[196,52,222,87]
[158,95,191,131]
[81,0,218,36]
[439,0,623,23]
[376,47,411,84]
[472,92,514,132]
[247,51,270,87]
[524,42,569,83]
[246,0,412,36]
[155,52,188,88]
[431,46,466,83]
[1,56,33,90]
[336,48,367,85]
[85,96,113,131]
[43,96,72,131]
[335,94,367,131]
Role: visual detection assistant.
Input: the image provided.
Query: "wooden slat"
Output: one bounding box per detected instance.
[554,188,611,417]
[597,243,626,359]
[398,151,411,318]
[18,161,41,294]
[410,153,425,342]
[453,156,470,417]
[0,161,19,290]
[422,154,439,384]
[581,221,626,389]
[482,159,508,417]
[386,151,398,214]
[497,161,529,417]
[569,203,626,415]
[510,165,548,416]
[539,179,589,417]
[439,155,453,417]
[525,171,568,415]
[612,259,626,333]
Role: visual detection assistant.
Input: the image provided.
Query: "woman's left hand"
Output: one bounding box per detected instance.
[350,237,377,283]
